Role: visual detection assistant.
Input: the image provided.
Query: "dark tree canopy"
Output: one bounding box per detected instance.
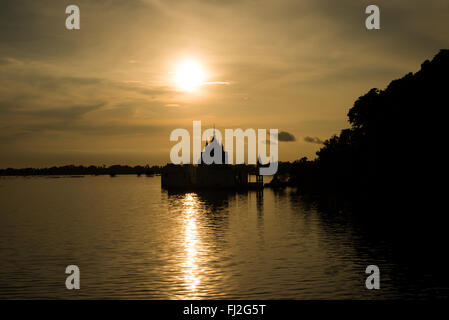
[287,49,449,199]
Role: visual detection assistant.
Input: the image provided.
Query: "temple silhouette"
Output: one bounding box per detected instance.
[161,131,263,190]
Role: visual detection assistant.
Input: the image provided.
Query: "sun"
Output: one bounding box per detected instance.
[174,60,206,92]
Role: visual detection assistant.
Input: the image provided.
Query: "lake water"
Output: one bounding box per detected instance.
[0,175,436,299]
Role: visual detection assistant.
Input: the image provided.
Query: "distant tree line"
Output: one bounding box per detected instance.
[0,164,162,176]
[0,163,262,177]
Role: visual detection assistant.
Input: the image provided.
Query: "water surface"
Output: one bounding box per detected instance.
[0,176,432,299]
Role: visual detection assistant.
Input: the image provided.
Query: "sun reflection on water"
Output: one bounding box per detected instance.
[181,193,202,298]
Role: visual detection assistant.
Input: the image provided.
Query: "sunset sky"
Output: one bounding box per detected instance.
[1,0,448,167]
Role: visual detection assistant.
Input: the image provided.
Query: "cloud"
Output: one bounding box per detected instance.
[278,131,296,142]
[304,136,324,144]
[0,57,23,67]
[203,81,231,86]
[18,103,105,119]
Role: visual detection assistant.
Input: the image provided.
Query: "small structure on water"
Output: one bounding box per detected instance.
[161,132,263,190]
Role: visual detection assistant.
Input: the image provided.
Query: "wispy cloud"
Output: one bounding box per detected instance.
[203,81,231,85]
[304,136,324,144]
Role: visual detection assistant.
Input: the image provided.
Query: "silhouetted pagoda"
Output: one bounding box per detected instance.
[161,130,262,190]
[199,131,228,165]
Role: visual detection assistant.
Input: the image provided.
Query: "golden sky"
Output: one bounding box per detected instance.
[0,0,448,167]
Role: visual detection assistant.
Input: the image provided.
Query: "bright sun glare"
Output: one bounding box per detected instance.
[174,60,206,92]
